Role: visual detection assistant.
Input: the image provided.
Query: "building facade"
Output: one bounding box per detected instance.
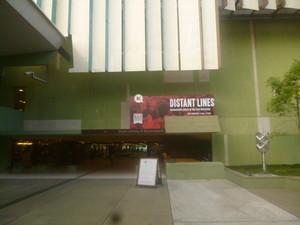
[0,0,300,172]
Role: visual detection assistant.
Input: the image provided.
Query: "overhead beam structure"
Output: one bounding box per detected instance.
[222,0,300,11]
[2,0,299,72]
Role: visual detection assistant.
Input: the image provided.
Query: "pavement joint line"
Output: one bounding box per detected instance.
[0,166,110,210]
[100,179,133,225]
[166,179,175,225]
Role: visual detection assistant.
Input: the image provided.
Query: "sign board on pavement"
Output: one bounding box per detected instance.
[137,158,158,187]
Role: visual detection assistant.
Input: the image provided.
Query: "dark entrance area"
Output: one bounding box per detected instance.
[10,134,212,172]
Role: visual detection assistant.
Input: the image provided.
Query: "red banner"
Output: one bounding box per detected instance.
[130,94,215,129]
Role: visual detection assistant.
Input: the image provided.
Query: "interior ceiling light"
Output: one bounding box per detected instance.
[16,141,33,146]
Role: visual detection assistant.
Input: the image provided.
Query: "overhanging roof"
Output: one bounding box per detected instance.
[0,0,65,60]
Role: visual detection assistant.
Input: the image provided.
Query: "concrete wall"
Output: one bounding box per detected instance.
[0,19,299,166]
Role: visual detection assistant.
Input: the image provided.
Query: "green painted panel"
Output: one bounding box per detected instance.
[163,83,210,96]
[225,169,245,187]
[219,117,257,135]
[165,116,221,133]
[166,162,225,180]
[0,106,24,132]
[212,133,225,164]
[211,20,257,118]
[210,19,300,165]
[0,137,12,172]
[268,135,300,164]
[270,117,299,135]
[254,20,300,117]
[227,134,261,166]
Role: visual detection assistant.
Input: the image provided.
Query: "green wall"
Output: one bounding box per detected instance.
[0,19,299,166]
[0,106,24,134]
[253,20,300,165]
[0,137,13,172]
[210,19,300,165]
[0,65,164,130]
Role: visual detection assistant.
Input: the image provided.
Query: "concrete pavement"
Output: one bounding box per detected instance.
[168,179,300,225]
[0,159,300,225]
[0,179,173,225]
[0,160,173,225]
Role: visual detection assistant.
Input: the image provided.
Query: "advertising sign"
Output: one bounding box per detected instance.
[130,94,215,129]
[137,158,158,187]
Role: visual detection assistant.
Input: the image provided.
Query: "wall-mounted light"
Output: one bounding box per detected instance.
[24,70,48,83]
[24,71,34,75]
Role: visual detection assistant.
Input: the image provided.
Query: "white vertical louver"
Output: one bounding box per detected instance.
[259,0,269,9]
[284,0,300,9]
[91,0,106,72]
[223,0,236,11]
[146,0,162,71]
[106,0,122,72]
[162,0,180,71]
[124,0,145,71]
[41,0,53,20]
[242,0,259,10]
[69,0,90,73]
[201,0,221,70]
[37,0,221,72]
[265,0,277,10]
[178,0,202,70]
[55,0,69,36]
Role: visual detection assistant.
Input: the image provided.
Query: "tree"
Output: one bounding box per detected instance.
[267,60,300,135]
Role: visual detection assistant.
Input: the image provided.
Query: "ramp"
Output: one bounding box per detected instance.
[168,179,300,225]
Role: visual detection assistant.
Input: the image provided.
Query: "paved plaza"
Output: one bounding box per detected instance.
[168,179,300,225]
[0,159,299,225]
